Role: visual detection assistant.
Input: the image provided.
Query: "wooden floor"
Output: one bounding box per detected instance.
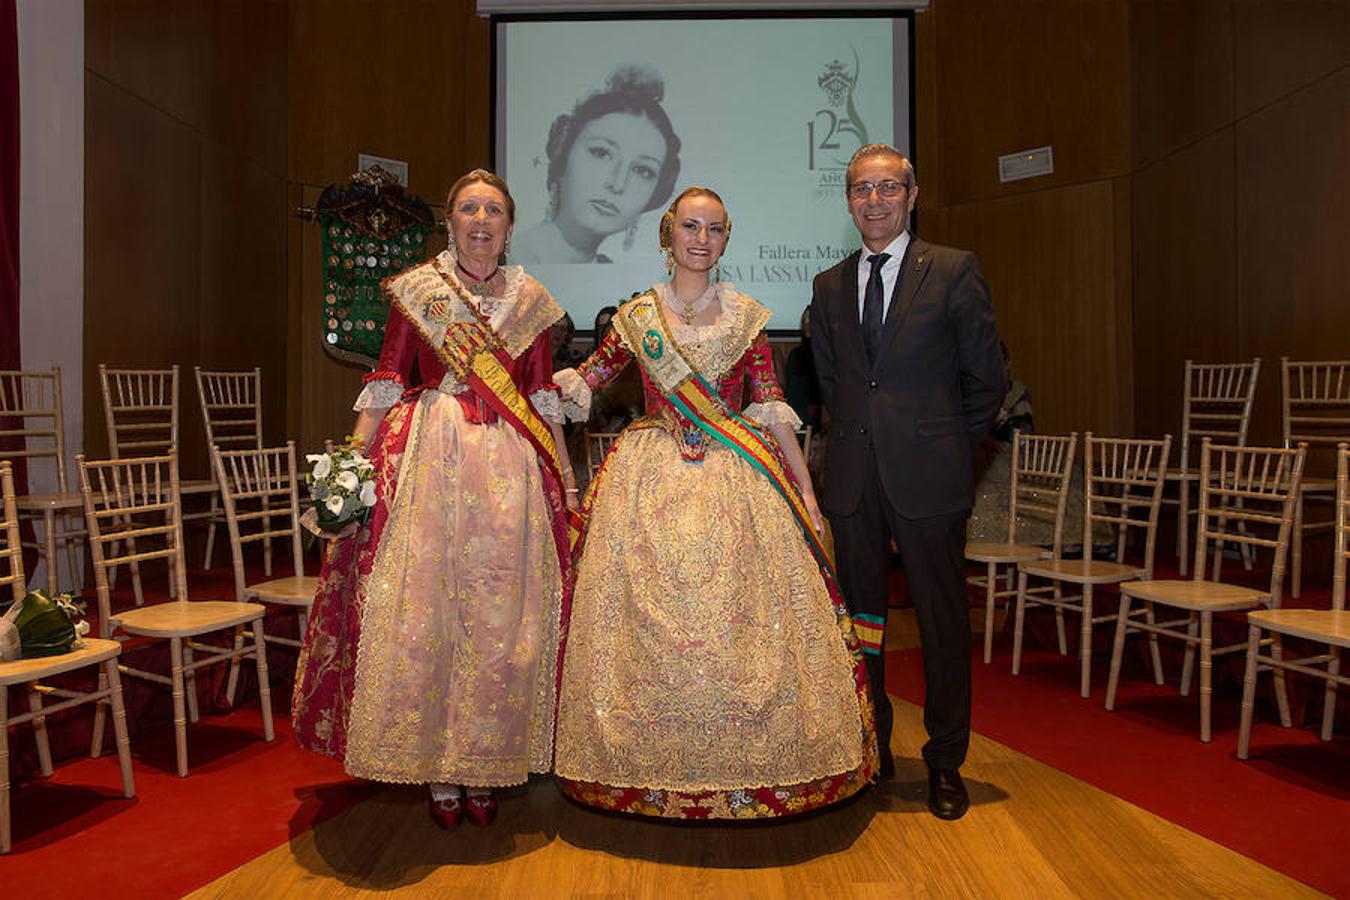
[190,615,1322,899]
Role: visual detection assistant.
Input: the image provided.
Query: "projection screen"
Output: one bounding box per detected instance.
[494,13,913,333]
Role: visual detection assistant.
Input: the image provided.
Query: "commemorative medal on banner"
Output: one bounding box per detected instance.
[317,167,435,366]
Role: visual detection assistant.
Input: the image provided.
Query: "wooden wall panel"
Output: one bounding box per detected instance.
[929,0,1131,206]
[85,0,288,474]
[288,0,487,200]
[1129,0,1234,168]
[927,180,1129,437]
[1234,0,1348,118]
[1130,129,1239,443]
[1237,68,1350,446]
[83,72,203,458]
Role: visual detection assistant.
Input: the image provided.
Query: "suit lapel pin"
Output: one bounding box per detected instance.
[915,255,925,271]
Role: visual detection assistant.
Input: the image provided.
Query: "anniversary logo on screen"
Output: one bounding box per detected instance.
[727,52,870,288]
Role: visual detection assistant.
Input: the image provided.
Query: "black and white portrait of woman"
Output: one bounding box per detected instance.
[512,65,682,265]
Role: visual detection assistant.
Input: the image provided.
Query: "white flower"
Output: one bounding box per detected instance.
[360,480,377,507]
[311,456,332,479]
[74,620,91,637]
[336,471,360,492]
[325,495,344,515]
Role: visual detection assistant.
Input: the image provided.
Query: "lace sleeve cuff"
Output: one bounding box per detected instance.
[554,368,592,422]
[352,378,403,412]
[743,400,802,430]
[530,386,564,425]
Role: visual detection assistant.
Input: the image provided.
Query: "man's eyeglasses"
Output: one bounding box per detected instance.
[847,180,910,199]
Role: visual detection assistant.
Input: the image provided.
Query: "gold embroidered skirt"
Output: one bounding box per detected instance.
[343,390,562,786]
[555,427,872,817]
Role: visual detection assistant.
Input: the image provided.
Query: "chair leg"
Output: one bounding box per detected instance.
[1054,593,1068,658]
[1200,612,1214,743]
[1270,633,1292,728]
[1011,570,1029,676]
[1291,493,1304,599]
[1000,569,1016,630]
[983,562,997,665]
[183,643,200,724]
[203,493,219,569]
[1180,613,1198,697]
[1178,481,1190,577]
[170,637,189,777]
[1143,601,1165,685]
[1322,647,1341,741]
[90,669,109,758]
[26,686,53,777]
[1105,594,1132,711]
[253,617,275,742]
[224,625,245,707]
[42,508,58,594]
[1237,623,1262,760]
[1,685,9,854]
[1079,584,1094,698]
[104,659,136,798]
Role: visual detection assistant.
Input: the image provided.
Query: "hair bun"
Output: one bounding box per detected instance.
[605,64,664,104]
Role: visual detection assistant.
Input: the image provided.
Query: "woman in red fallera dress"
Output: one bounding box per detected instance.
[291,170,576,831]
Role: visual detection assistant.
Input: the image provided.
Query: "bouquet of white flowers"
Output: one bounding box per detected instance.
[306,437,378,533]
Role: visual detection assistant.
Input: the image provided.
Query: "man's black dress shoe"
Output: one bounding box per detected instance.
[927,767,969,820]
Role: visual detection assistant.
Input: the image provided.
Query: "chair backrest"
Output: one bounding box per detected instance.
[1281,358,1350,472]
[194,366,263,452]
[77,453,189,636]
[1178,358,1260,471]
[0,367,70,493]
[100,364,181,458]
[585,430,620,480]
[1333,444,1348,613]
[0,461,25,604]
[211,442,305,601]
[1082,433,1173,574]
[1193,439,1307,601]
[1008,430,1078,555]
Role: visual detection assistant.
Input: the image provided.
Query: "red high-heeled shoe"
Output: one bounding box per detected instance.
[464,793,497,827]
[429,795,464,830]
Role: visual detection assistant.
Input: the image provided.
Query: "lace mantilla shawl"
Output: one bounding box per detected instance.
[384,251,562,361]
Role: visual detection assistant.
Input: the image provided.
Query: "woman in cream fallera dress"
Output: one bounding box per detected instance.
[553,187,876,819]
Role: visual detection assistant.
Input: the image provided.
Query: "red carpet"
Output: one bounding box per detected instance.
[4,705,374,898]
[887,601,1350,897]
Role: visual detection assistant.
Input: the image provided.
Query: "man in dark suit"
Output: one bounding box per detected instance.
[810,144,1005,820]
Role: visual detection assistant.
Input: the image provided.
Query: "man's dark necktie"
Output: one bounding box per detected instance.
[862,252,890,364]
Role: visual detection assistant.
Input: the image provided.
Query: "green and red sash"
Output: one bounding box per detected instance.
[613,292,834,577]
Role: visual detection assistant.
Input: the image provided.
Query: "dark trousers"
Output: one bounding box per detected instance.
[828,450,972,770]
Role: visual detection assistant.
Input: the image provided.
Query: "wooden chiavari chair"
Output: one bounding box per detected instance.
[584,429,621,482]
[0,460,134,853]
[100,364,222,577]
[194,366,264,453]
[79,452,273,777]
[1281,358,1350,598]
[966,431,1077,665]
[211,442,318,704]
[0,367,85,594]
[1107,439,1306,742]
[1013,434,1172,698]
[1165,359,1261,576]
[1237,443,1349,758]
